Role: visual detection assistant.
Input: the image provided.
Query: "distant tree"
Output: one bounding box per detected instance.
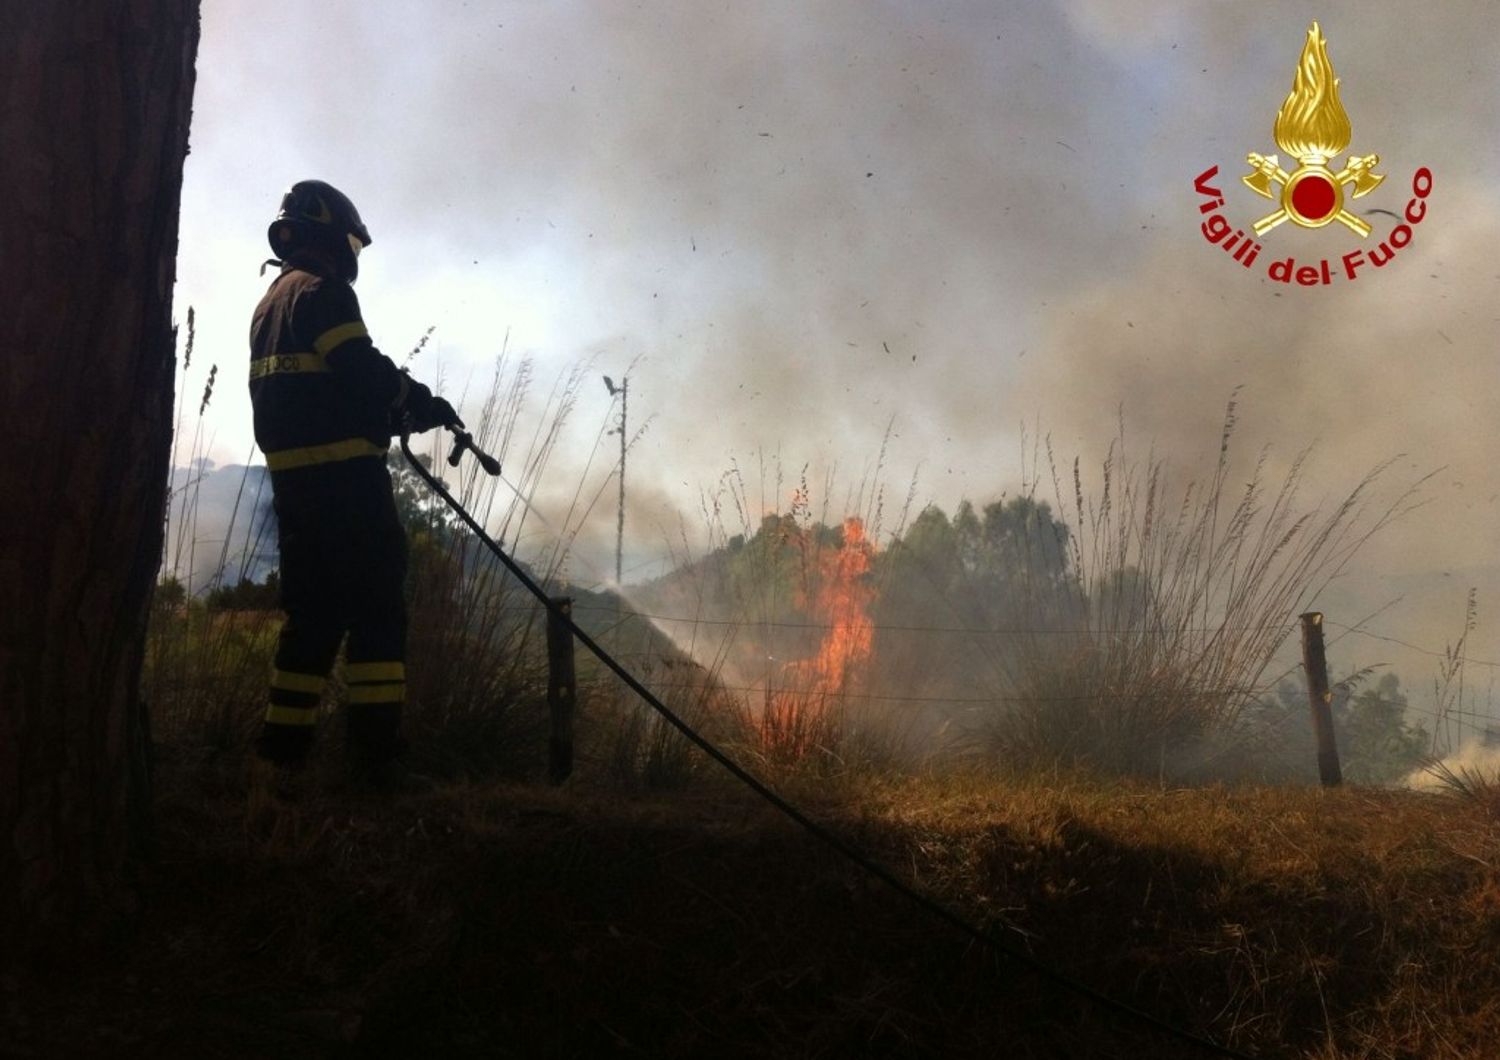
[906,496,1076,630]
[155,576,188,611]
[871,506,955,619]
[1,2,200,955]
[1253,672,1428,786]
[977,498,1071,586]
[897,506,961,577]
[726,513,810,624]
[389,449,458,544]
[952,500,983,576]
[205,571,281,612]
[1334,673,1429,785]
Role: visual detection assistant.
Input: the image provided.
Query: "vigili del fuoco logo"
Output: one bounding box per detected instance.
[1192,21,1433,287]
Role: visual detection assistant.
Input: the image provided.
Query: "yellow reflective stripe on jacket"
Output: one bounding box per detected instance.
[264,438,385,472]
[265,704,319,726]
[271,669,326,694]
[249,353,329,381]
[346,661,406,683]
[313,321,369,356]
[348,684,406,705]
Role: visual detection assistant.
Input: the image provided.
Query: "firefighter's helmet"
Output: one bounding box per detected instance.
[266,180,371,282]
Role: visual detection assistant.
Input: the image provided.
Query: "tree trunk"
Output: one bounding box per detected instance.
[0,1,200,956]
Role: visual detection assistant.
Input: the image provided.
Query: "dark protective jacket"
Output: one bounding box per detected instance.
[248,263,413,476]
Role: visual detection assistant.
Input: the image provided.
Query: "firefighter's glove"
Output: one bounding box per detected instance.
[420,397,465,432]
[402,396,462,434]
[396,376,434,431]
[393,378,463,434]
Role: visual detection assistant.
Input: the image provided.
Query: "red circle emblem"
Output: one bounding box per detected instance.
[1291,174,1337,221]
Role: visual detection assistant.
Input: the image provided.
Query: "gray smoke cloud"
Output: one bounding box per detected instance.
[163,462,276,592]
[177,0,1500,696]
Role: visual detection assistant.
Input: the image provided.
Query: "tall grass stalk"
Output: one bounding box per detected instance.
[1430,587,1478,755]
[399,355,610,776]
[148,311,270,753]
[986,396,1429,776]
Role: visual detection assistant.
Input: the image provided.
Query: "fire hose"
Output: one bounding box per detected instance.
[420,423,559,540]
[401,426,1250,1059]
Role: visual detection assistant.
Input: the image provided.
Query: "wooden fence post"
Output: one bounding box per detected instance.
[547,597,576,785]
[1299,612,1343,787]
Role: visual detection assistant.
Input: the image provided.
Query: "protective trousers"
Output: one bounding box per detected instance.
[257,457,408,765]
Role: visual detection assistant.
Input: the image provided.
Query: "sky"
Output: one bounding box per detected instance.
[174,0,1500,717]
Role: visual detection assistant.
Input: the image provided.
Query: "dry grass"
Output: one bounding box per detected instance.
[1418,755,1500,815]
[843,768,1500,1057]
[580,624,753,791]
[120,344,1495,1057]
[979,398,1427,778]
[12,763,1500,1058]
[145,607,279,751]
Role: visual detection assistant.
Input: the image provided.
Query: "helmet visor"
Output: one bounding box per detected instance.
[347,232,365,258]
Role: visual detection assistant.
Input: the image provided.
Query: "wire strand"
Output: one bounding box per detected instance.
[1326,622,1500,670]
[573,601,1297,637]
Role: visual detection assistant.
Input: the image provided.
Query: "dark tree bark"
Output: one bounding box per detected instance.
[0,1,200,956]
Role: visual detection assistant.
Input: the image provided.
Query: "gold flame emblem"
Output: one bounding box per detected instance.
[1242,22,1384,238]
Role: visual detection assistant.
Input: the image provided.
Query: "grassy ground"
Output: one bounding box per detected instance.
[7,756,1498,1059]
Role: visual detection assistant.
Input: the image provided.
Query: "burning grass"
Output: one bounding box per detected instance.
[760,515,877,764]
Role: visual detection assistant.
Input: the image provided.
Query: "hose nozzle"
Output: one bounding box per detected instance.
[446,427,501,477]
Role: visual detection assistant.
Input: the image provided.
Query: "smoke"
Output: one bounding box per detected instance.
[179,1,1500,686]
[1406,739,1500,792]
[1013,175,1500,539]
[162,462,276,593]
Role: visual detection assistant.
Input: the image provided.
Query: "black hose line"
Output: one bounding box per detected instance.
[400,433,1254,1059]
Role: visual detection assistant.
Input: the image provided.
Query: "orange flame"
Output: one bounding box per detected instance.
[761,516,876,759]
[1273,22,1352,164]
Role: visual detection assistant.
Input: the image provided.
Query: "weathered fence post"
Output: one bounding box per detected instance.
[1299,612,1343,787]
[547,597,576,784]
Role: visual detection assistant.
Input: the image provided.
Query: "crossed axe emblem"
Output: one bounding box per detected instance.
[1242,152,1384,237]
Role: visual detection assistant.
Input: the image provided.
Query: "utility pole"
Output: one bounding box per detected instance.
[603,373,629,585]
